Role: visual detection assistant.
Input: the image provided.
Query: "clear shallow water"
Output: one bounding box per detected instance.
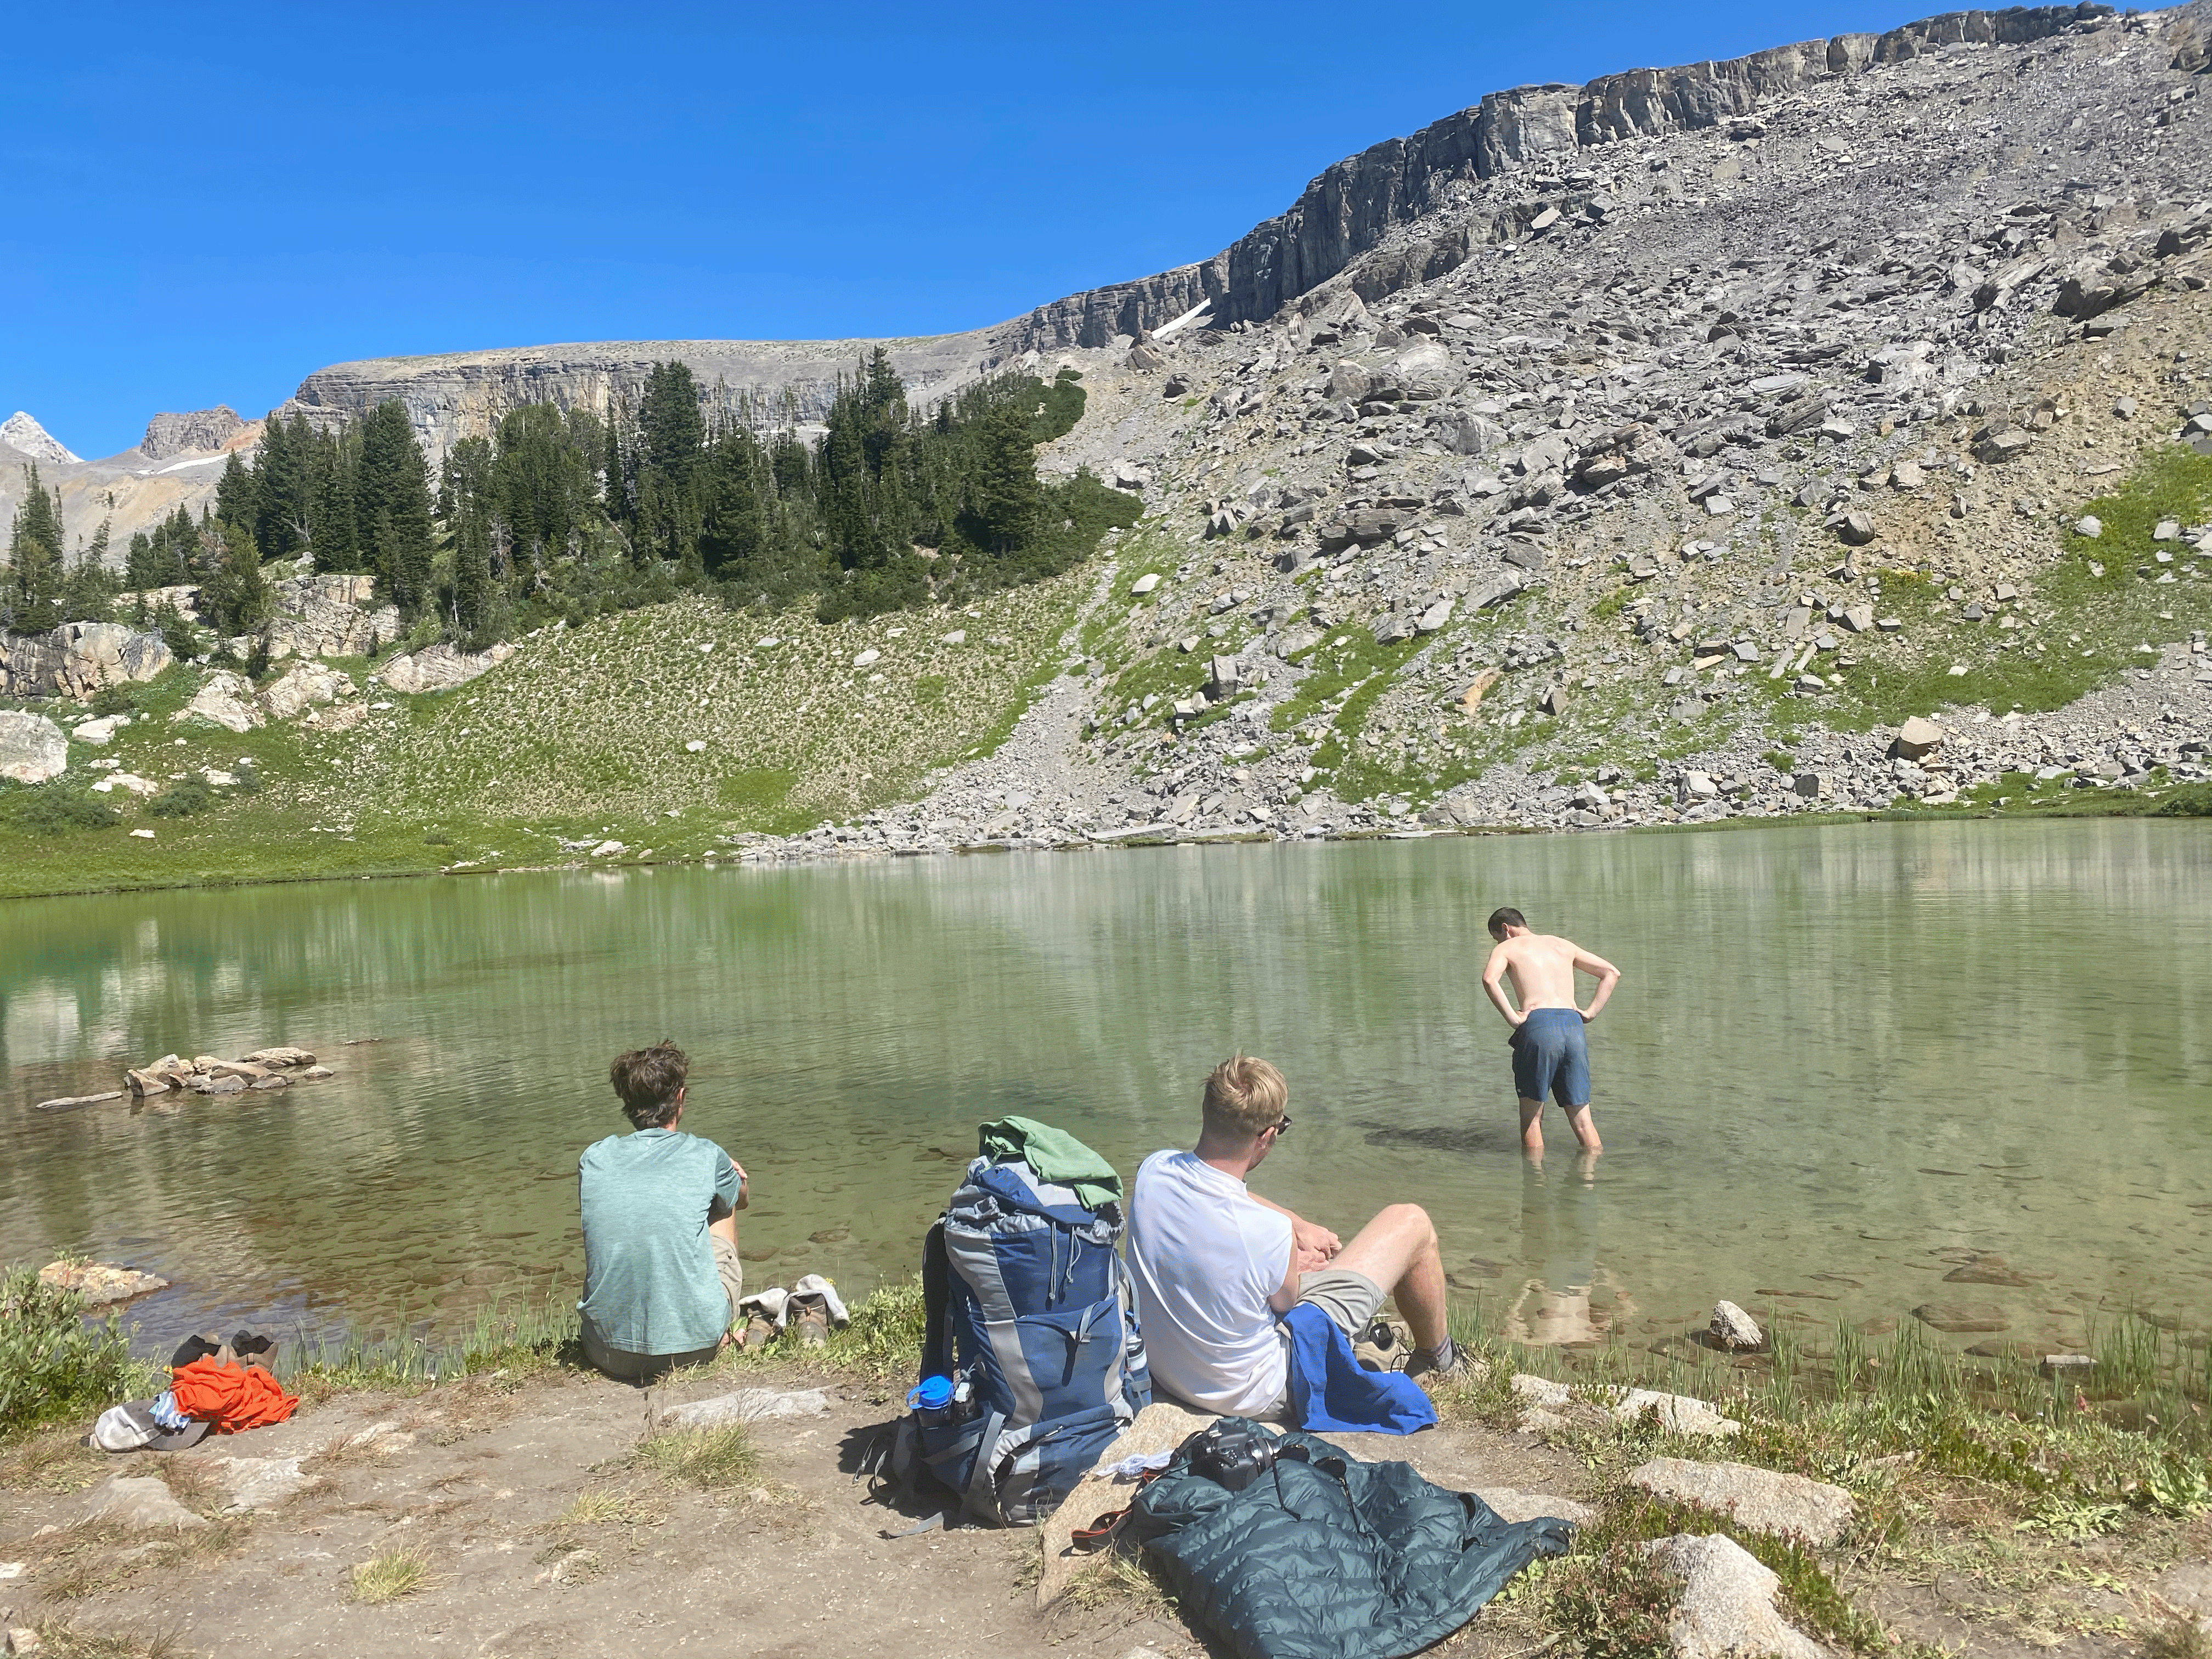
[3,821,2209,1360]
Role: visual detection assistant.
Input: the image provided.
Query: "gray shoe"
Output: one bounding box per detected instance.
[1406,1344,1473,1384]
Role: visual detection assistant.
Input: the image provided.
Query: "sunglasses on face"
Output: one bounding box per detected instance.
[1269,1113,1292,1136]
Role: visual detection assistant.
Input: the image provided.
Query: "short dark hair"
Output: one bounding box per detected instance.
[1487,907,1528,940]
[610,1041,688,1129]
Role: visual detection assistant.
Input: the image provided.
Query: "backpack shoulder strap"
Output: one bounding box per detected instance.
[920,1217,951,1380]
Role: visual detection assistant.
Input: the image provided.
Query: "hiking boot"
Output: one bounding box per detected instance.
[741,1312,777,1350]
[793,1296,831,1347]
[1406,1343,1477,1385]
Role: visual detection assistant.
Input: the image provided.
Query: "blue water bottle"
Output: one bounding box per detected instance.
[907,1375,955,1423]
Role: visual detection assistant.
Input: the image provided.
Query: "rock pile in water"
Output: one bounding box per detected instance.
[125,1046,331,1096]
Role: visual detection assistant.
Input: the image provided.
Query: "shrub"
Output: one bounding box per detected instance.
[0,1268,149,1435]
[5,788,122,834]
[147,777,213,818]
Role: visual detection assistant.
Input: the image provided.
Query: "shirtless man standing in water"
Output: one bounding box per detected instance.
[1480,909,1622,1155]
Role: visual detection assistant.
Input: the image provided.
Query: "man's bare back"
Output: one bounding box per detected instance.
[1480,910,1621,1155]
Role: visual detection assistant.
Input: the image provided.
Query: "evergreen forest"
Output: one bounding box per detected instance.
[2,352,1133,657]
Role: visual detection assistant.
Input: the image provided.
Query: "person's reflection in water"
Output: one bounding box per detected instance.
[1507,1149,1602,1347]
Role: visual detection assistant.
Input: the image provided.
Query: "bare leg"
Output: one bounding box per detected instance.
[709,1212,741,1346]
[1331,1204,1448,1355]
[1519,1096,1547,1154]
[1562,1102,1602,1154]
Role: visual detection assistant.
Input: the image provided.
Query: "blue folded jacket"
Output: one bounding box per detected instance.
[1280,1303,1437,1435]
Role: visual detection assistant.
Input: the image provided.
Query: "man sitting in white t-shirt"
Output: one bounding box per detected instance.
[1127,1053,1466,1418]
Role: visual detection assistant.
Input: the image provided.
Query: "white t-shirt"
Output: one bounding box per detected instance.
[1127,1149,1294,1416]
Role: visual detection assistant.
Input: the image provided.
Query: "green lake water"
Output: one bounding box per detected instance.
[3,820,2208,1360]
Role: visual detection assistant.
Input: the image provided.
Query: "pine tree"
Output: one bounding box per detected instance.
[61,520,117,622]
[252,413,314,560]
[4,463,66,633]
[200,519,268,634]
[602,397,628,521]
[309,428,362,573]
[967,396,1044,556]
[357,401,435,611]
[451,498,494,644]
[216,451,258,534]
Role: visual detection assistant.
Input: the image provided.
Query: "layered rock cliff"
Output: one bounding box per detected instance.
[284,5,2122,464]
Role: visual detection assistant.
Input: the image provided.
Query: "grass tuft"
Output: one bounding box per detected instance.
[632,1423,761,1491]
[348,1544,438,1605]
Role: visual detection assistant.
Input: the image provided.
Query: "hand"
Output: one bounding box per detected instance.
[1294,1244,1334,1274]
[1579,1008,1593,1023]
[731,1160,748,1183]
[1291,1217,1341,1262]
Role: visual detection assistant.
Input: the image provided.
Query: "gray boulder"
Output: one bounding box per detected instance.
[1710,1300,1765,1350]
[171,670,263,733]
[260,661,357,721]
[1630,1457,1854,1546]
[0,709,68,783]
[1645,1533,1824,1659]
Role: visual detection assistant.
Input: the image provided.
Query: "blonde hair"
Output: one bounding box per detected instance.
[1202,1054,1288,1142]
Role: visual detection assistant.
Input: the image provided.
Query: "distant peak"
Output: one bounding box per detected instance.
[0,411,80,465]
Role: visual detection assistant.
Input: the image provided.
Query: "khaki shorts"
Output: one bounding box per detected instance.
[583,1234,744,1384]
[1267,1266,1386,1419]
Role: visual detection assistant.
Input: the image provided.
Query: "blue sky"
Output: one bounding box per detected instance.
[4,2,1940,458]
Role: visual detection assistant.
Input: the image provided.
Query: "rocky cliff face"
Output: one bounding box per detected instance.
[282,5,2128,466]
[140,407,249,460]
[1003,4,2121,348]
[285,333,1028,466]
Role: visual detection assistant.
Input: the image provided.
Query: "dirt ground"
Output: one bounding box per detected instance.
[0,1361,1594,1659]
[0,1357,2195,1659]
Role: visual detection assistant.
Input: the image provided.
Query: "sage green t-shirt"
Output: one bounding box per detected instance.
[577,1127,742,1356]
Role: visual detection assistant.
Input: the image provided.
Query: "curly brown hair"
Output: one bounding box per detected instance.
[609,1041,688,1129]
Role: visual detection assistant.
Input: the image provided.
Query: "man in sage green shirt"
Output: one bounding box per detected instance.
[578,1041,748,1381]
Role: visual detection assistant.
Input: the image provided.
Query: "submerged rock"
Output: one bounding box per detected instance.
[1913,1300,2011,1334]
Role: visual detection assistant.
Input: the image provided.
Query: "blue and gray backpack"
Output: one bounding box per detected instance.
[888,1124,1150,1526]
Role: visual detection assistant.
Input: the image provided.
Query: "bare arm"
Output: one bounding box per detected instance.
[1575,947,1622,1022]
[1249,1189,1340,1269]
[1481,942,1525,1027]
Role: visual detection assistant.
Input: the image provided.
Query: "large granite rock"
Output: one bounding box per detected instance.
[1037,1401,1211,1608]
[263,574,401,660]
[259,661,357,720]
[0,622,172,699]
[1644,1533,1825,1659]
[171,670,264,733]
[1630,1457,1855,1546]
[0,709,68,783]
[376,640,517,695]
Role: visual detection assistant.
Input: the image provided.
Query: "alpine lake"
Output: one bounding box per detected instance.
[3,817,2208,1368]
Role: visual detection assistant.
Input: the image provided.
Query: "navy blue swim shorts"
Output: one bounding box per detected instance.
[1509,1007,1591,1107]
